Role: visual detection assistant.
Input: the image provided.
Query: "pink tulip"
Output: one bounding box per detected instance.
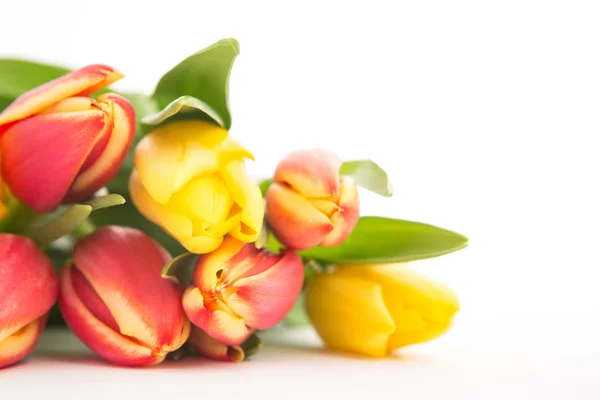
[59,226,190,366]
[183,237,304,346]
[0,234,58,369]
[0,65,136,212]
[266,149,360,250]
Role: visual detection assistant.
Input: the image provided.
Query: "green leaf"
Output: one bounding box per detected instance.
[258,178,273,197]
[151,38,240,129]
[25,205,93,247]
[161,252,199,285]
[84,193,126,210]
[282,293,311,327]
[299,216,468,264]
[0,59,69,101]
[340,160,393,197]
[142,95,224,127]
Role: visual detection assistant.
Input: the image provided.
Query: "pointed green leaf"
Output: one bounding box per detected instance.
[161,252,200,285]
[151,38,240,129]
[84,193,126,210]
[340,160,393,197]
[0,59,69,102]
[299,216,468,264]
[26,205,93,247]
[142,95,224,127]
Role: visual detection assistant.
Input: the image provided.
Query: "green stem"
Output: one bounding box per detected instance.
[0,198,36,233]
[71,218,96,239]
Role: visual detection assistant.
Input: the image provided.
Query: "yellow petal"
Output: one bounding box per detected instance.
[387,318,455,349]
[336,264,460,350]
[305,273,395,357]
[193,237,245,293]
[134,120,228,205]
[129,171,223,254]
[169,175,233,231]
[220,160,264,243]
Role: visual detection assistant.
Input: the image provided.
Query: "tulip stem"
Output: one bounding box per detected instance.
[0,198,36,234]
[71,219,96,239]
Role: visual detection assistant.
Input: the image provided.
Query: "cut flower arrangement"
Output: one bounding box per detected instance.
[0,38,468,368]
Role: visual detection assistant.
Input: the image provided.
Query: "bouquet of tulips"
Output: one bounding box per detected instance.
[0,39,468,368]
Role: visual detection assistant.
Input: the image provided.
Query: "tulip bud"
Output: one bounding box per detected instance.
[59,226,190,366]
[305,263,460,357]
[0,234,58,369]
[129,120,264,254]
[0,65,136,213]
[266,149,360,250]
[182,237,304,346]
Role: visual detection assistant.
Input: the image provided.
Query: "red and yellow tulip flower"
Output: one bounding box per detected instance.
[183,237,304,346]
[129,120,264,254]
[0,65,136,213]
[59,226,190,366]
[305,263,460,357]
[0,234,58,369]
[266,149,360,250]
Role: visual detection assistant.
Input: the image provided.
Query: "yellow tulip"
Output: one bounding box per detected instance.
[305,263,460,357]
[129,120,264,254]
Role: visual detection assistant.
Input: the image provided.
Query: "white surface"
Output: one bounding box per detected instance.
[2,0,600,398]
[0,327,597,400]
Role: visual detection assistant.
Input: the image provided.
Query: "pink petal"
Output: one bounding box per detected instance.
[226,250,304,329]
[72,226,187,351]
[0,110,109,212]
[67,93,136,202]
[0,64,122,127]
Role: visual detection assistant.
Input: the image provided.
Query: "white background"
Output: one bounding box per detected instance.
[1,0,600,398]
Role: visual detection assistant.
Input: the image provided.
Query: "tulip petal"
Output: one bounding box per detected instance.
[129,171,224,254]
[169,175,233,230]
[0,316,46,369]
[273,149,342,198]
[187,325,244,362]
[220,160,264,243]
[72,226,188,352]
[227,250,304,329]
[0,110,109,212]
[320,177,360,247]
[388,319,455,349]
[0,235,58,343]
[305,273,395,357]
[70,267,120,333]
[59,266,162,367]
[339,264,460,322]
[67,93,136,201]
[0,65,122,126]
[336,264,460,350]
[182,286,252,346]
[193,237,246,293]
[135,120,252,205]
[266,182,333,250]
